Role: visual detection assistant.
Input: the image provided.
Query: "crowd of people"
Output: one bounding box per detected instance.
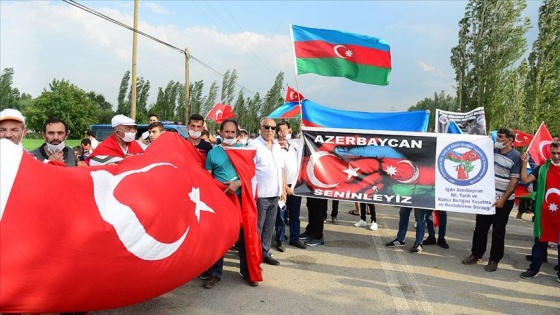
[0,107,558,305]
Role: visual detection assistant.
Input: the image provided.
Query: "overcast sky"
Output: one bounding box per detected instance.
[0,1,541,114]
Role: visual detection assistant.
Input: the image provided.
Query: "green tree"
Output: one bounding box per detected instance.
[524,0,560,136]
[261,72,284,118]
[245,92,262,134]
[24,79,98,138]
[233,89,248,129]
[117,71,130,115]
[450,0,530,130]
[201,81,219,116]
[87,91,114,124]
[188,80,205,119]
[408,91,458,130]
[220,69,238,105]
[117,70,150,120]
[0,68,21,110]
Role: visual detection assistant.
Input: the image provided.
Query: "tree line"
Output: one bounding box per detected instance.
[409,0,558,136]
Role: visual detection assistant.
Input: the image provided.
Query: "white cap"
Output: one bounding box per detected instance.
[142,131,149,139]
[0,108,25,125]
[111,114,137,128]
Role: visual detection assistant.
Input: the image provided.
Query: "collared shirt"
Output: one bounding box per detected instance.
[248,135,284,198]
[283,139,301,187]
[494,148,521,200]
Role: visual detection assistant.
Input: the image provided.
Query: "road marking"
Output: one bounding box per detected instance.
[372,221,433,315]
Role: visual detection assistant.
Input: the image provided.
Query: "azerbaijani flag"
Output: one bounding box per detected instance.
[267,102,301,119]
[291,25,391,86]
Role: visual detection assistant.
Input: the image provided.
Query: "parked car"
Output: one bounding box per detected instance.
[90,123,188,141]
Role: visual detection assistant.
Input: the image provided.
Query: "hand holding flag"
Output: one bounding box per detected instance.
[528,122,553,165]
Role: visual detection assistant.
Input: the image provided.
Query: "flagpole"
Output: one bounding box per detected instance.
[289,24,304,127]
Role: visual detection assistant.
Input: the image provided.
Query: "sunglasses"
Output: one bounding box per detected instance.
[261,125,276,130]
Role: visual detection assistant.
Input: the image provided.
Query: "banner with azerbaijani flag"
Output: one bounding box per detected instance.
[294,126,495,213]
[291,25,391,85]
[300,99,429,131]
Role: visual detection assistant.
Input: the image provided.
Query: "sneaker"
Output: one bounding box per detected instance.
[299,233,312,241]
[305,238,325,246]
[203,275,220,289]
[526,254,547,263]
[437,237,449,249]
[331,215,339,224]
[520,269,539,279]
[276,242,286,252]
[241,274,259,287]
[289,240,307,249]
[385,239,405,247]
[485,260,498,272]
[354,219,368,227]
[198,271,210,280]
[461,254,480,265]
[369,222,378,231]
[409,243,423,253]
[263,254,280,266]
[423,235,436,245]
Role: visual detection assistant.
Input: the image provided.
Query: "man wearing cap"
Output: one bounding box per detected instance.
[29,117,77,167]
[0,108,28,146]
[86,114,144,165]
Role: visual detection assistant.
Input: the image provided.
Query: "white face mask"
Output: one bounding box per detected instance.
[189,130,201,139]
[120,131,136,143]
[239,138,248,145]
[46,141,66,153]
[222,138,237,146]
[284,133,292,140]
[551,160,560,166]
[494,141,504,149]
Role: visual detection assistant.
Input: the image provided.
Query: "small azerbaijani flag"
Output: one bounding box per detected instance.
[291,25,391,86]
[267,86,305,119]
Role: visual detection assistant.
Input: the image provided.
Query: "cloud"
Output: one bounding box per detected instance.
[418,61,446,78]
[143,2,173,16]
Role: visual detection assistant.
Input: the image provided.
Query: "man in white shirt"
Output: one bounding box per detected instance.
[248,118,286,266]
[274,121,306,251]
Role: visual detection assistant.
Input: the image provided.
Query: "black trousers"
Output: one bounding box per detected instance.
[305,197,328,240]
[471,199,514,262]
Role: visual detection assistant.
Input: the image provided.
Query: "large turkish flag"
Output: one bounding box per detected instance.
[0,133,241,313]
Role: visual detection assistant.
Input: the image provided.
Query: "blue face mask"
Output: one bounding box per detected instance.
[494,141,504,149]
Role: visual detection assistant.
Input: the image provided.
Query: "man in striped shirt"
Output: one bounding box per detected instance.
[462,128,521,272]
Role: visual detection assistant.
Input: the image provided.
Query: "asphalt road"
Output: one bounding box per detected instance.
[95,202,560,315]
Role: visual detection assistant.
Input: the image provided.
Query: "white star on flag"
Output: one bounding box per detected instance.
[549,203,558,212]
[342,164,360,180]
[385,165,397,176]
[188,187,215,222]
[345,49,353,57]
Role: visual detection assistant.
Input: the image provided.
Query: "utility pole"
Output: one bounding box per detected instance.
[184,48,190,123]
[130,0,139,120]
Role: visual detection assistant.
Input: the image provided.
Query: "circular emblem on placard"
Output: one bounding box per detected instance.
[438,141,487,186]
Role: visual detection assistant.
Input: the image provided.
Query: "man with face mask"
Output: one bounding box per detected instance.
[29,117,77,167]
[187,114,213,158]
[462,127,521,272]
[519,141,560,282]
[86,114,144,165]
[0,108,28,147]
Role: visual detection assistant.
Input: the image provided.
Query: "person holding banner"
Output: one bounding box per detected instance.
[462,128,521,272]
[519,142,560,282]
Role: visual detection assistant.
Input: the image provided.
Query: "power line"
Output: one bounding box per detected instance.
[62,0,256,96]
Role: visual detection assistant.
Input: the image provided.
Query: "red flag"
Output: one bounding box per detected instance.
[206,103,235,124]
[513,129,533,147]
[539,164,560,243]
[285,86,305,103]
[528,122,553,166]
[0,133,241,313]
[225,147,263,283]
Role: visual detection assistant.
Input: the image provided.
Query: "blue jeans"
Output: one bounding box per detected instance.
[426,210,447,238]
[396,207,427,245]
[257,196,279,256]
[208,229,249,278]
[275,194,302,243]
